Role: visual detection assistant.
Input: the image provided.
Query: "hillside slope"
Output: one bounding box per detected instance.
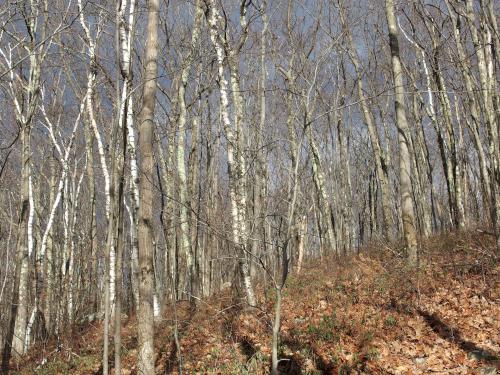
[13,231,500,374]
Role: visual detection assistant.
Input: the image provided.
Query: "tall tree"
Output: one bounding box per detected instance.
[137,0,160,372]
[1,0,49,367]
[175,0,203,299]
[206,0,256,306]
[340,1,394,241]
[385,0,418,264]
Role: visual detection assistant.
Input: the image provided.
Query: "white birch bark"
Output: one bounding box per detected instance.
[67,158,86,323]
[126,101,141,310]
[124,200,139,310]
[226,1,256,300]
[207,0,256,306]
[27,177,34,260]
[0,2,48,356]
[175,0,203,298]
[20,174,35,354]
[117,0,139,314]
[38,100,84,269]
[77,0,114,308]
[21,98,84,351]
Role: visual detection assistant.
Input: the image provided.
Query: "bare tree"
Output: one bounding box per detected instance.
[137,0,160,372]
[0,0,51,367]
[206,0,256,306]
[385,0,418,264]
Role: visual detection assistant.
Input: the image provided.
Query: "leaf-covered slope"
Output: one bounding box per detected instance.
[14,231,499,374]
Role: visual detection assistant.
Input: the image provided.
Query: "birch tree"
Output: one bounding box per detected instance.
[0,0,52,365]
[206,0,256,306]
[175,0,204,299]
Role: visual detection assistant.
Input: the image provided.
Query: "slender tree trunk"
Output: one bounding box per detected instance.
[175,1,203,299]
[207,0,256,306]
[443,0,492,223]
[204,99,218,297]
[78,0,113,320]
[137,0,160,371]
[188,116,201,296]
[83,114,98,315]
[65,161,85,326]
[113,141,126,374]
[295,216,307,273]
[155,126,179,306]
[228,56,256,302]
[9,123,31,361]
[18,175,34,355]
[271,287,282,375]
[408,77,432,236]
[124,95,141,312]
[117,0,139,313]
[252,0,268,279]
[398,25,445,231]
[2,5,45,361]
[113,0,139,368]
[44,150,57,334]
[341,6,393,240]
[337,112,355,249]
[306,123,337,254]
[385,0,418,264]
[126,97,140,310]
[464,0,500,251]
[431,53,464,229]
[280,48,302,263]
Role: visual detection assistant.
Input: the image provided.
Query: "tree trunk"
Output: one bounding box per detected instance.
[295,216,307,273]
[270,287,282,375]
[407,75,432,236]
[11,124,32,360]
[118,0,139,313]
[385,0,418,264]
[137,0,160,371]
[175,0,203,299]
[464,0,500,251]
[113,142,126,374]
[188,116,201,296]
[252,0,269,279]
[341,5,393,240]
[44,150,57,334]
[206,0,256,306]
[443,0,492,223]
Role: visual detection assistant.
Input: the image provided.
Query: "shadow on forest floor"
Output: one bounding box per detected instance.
[417,309,500,368]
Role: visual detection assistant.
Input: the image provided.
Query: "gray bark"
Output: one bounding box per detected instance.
[385,0,418,264]
[137,0,160,371]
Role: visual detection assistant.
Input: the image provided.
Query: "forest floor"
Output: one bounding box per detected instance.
[13,230,500,374]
